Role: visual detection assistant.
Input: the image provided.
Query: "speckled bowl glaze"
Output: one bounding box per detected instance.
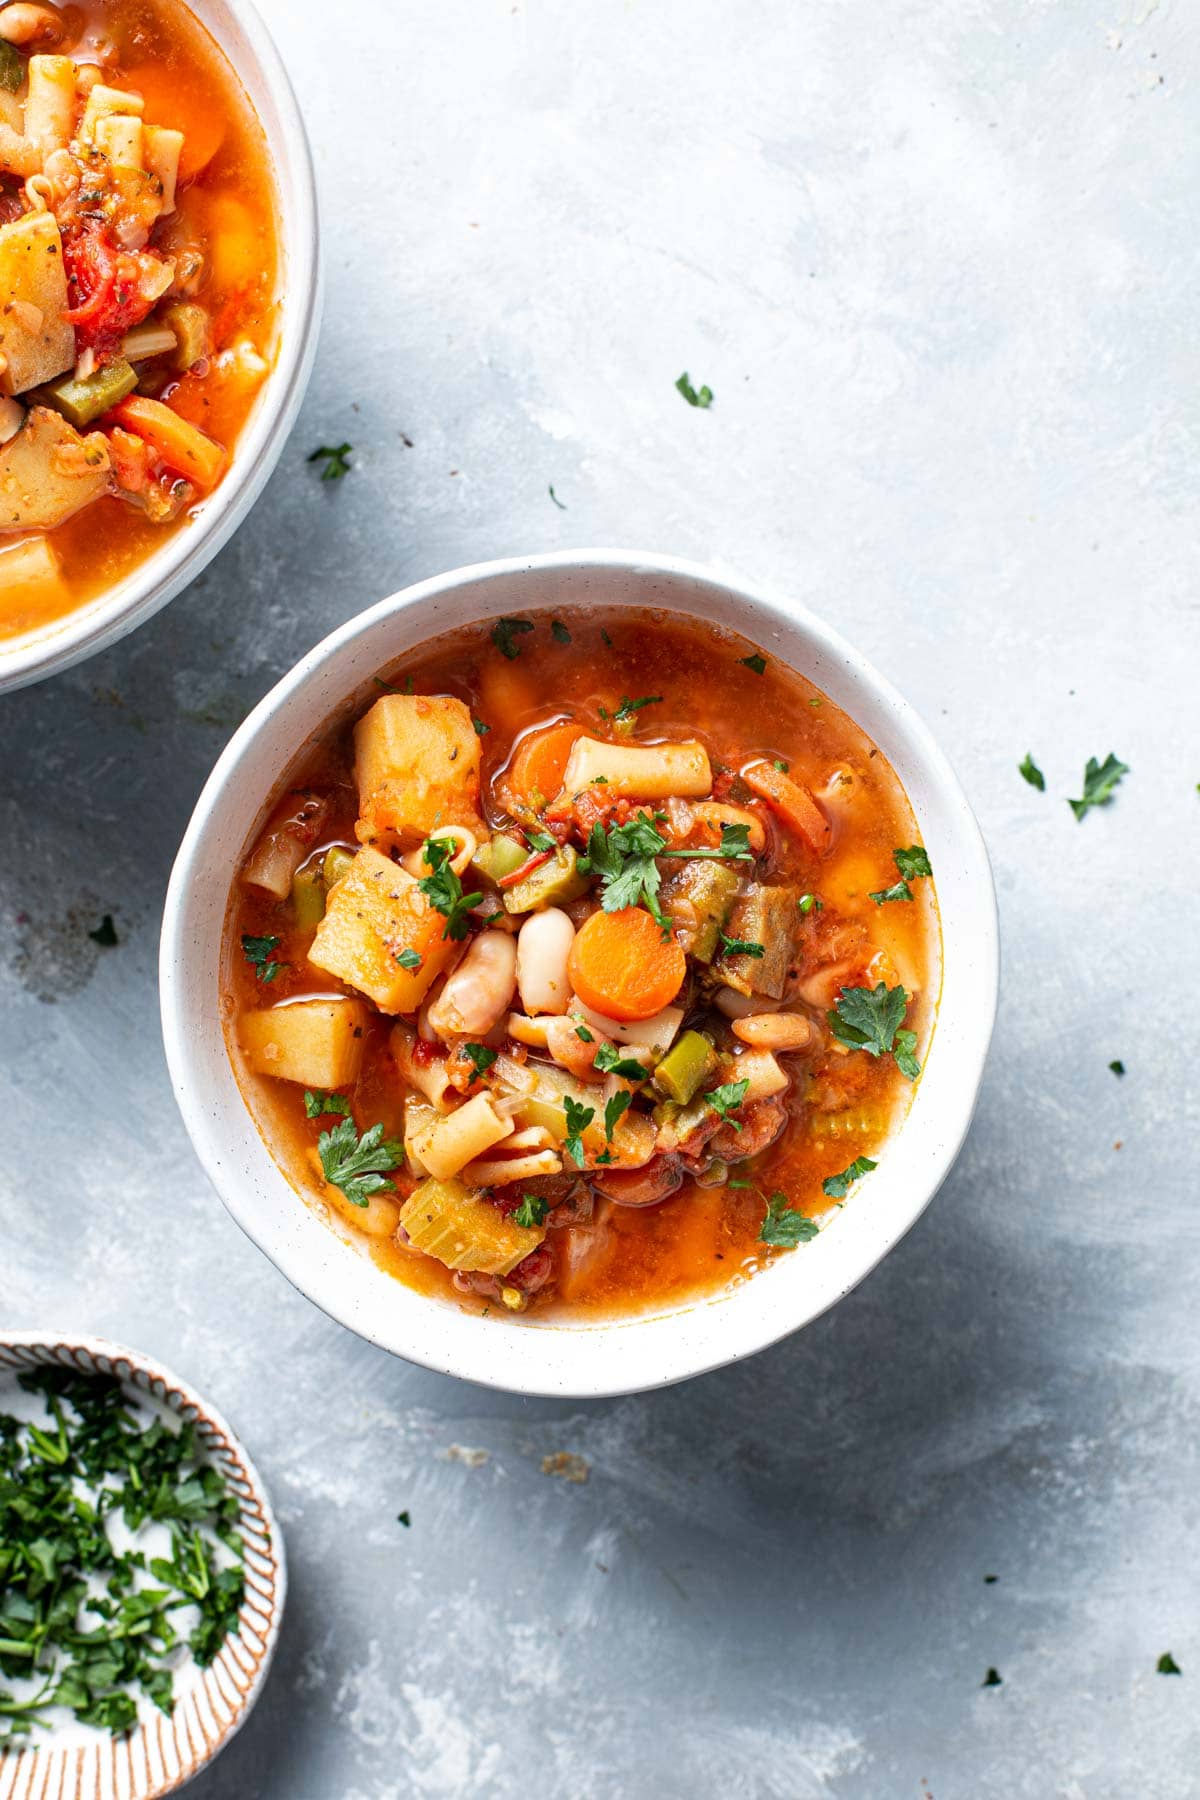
[0,1332,285,1797]
[0,0,322,695]
[160,550,999,1397]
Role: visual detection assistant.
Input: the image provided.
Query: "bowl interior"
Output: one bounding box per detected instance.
[161,552,998,1396]
[0,0,320,694]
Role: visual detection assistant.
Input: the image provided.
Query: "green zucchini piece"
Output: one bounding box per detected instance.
[41,357,137,430]
[502,844,589,914]
[712,884,797,998]
[323,845,356,888]
[661,859,739,962]
[653,1030,718,1106]
[291,864,326,931]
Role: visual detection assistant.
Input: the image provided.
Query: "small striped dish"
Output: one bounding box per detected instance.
[0,1333,286,1800]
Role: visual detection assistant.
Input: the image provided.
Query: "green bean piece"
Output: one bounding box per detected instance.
[0,43,23,94]
[653,1030,718,1106]
[323,845,356,888]
[40,357,137,429]
[291,864,326,930]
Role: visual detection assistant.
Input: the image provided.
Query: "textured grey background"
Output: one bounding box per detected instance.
[2,0,1197,1794]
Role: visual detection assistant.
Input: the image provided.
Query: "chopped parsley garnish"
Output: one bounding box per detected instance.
[797,893,823,914]
[548,485,567,511]
[659,821,755,862]
[704,1078,750,1129]
[89,913,118,947]
[417,836,483,940]
[0,1368,245,1745]
[512,1194,549,1228]
[869,880,914,905]
[472,717,491,736]
[594,1042,647,1081]
[551,618,571,642]
[600,628,612,647]
[739,653,767,675]
[581,810,671,927]
[317,1118,403,1207]
[574,1023,594,1043]
[893,845,932,881]
[828,983,921,1081]
[241,932,284,983]
[773,759,789,772]
[1018,752,1045,791]
[491,617,535,660]
[304,1089,352,1118]
[720,934,765,959]
[758,1192,819,1248]
[603,1091,631,1141]
[562,1095,595,1167]
[394,945,423,969]
[462,1042,498,1078]
[611,694,662,722]
[1109,1059,1125,1076]
[397,1510,411,1527]
[526,829,557,851]
[308,442,352,481]
[1069,753,1129,821]
[822,1155,877,1199]
[675,370,713,408]
[1157,1652,1182,1675]
[982,1668,1003,1688]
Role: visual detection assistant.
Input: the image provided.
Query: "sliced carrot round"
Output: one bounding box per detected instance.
[568,907,686,1022]
[506,720,585,808]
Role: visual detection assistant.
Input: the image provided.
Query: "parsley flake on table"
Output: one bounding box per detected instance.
[317,1118,403,1207]
[739,653,767,675]
[397,1510,411,1528]
[562,1095,595,1168]
[758,1191,819,1248]
[304,1089,352,1119]
[828,983,921,1081]
[462,1042,498,1078]
[675,371,713,408]
[982,1668,1003,1688]
[822,1155,878,1199]
[704,1078,750,1129]
[512,1194,549,1228]
[1157,1652,1182,1675]
[490,617,535,660]
[308,442,352,481]
[1109,1059,1125,1076]
[1068,753,1129,821]
[89,913,119,947]
[241,932,284,983]
[719,934,765,958]
[548,485,567,511]
[417,837,483,940]
[594,1042,646,1081]
[1018,752,1045,791]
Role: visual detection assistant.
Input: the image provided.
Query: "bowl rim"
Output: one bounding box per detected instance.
[0,0,323,696]
[0,1328,286,1795]
[160,548,1000,1397]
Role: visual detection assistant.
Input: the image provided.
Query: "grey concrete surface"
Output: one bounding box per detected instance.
[2,0,1198,1794]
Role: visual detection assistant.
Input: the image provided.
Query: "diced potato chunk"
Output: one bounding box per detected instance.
[307,846,460,1012]
[355,695,485,850]
[239,998,368,1088]
[0,532,62,609]
[0,213,74,395]
[0,407,110,530]
[400,1176,544,1275]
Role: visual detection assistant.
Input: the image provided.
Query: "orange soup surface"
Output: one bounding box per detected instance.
[0,0,279,637]
[224,610,941,1323]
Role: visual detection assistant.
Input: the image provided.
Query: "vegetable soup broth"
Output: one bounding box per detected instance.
[225,609,940,1322]
[0,0,278,636]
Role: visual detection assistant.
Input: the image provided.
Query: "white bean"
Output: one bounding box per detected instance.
[516,907,576,1015]
[732,1012,814,1050]
[425,930,516,1039]
[0,4,64,45]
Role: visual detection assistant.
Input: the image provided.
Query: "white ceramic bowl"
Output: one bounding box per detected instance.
[0,0,321,695]
[160,550,999,1398]
[0,1331,285,1797]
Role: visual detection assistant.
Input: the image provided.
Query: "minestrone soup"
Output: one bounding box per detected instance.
[225,610,940,1321]
[0,0,278,638]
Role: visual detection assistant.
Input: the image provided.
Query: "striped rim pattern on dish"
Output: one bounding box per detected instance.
[0,1334,286,1799]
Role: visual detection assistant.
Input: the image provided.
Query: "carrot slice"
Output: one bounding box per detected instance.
[107,396,226,492]
[742,760,831,855]
[568,907,686,1022]
[507,721,585,808]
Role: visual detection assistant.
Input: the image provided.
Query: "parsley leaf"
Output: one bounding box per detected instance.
[241,932,284,983]
[462,1042,497,1078]
[548,485,567,511]
[869,880,913,905]
[491,617,535,660]
[828,983,922,1081]
[397,1510,411,1527]
[758,1192,819,1248]
[582,811,670,926]
[308,442,353,481]
[719,934,765,958]
[317,1118,403,1207]
[1157,1652,1182,1675]
[394,945,422,969]
[659,821,755,862]
[612,694,662,722]
[574,1023,594,1043]
[740,653,766,675]
[603,1091,632,1140]
[821,1155,878,1199]
[675,371,713,408]
[304,1089,352,1118]
[551,619,571,643]
[1069,753,1129,821]
[1018,752,1045,791]
[704,1078,749,1128]
[89,913,118,947]
[893,845,932,881]
[797,893,823,914]
[594,1042,646,1080]
[417,837,483,939]
[1109,1059,1125,1076]
[562,1095,595,1167]
[526,829,557,851]
[472,717,491,736]
[512,1194,549,1228]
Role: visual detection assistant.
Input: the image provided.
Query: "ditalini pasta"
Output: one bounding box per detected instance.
[227,609,941,1319]
[0,0,278,639]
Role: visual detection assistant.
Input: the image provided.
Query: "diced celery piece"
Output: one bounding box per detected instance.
[471,831,526,885]
[661,860,739,962]
[41,357,137,430]
[291,863,326,930]
[400,1176,543,1275]
[653,1030,718,1106]
[502,845,589,914]
[323,844,356,888]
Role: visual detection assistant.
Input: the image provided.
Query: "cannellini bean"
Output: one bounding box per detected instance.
[795,959,859,1011]
[516,907,575,1015]
[720,1048,789,1102]
[0,4,65,46]
[545,1014,606,1082]
[425,929,516,1039]
[714,986,781,1020]
[732,1012,814,1050]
